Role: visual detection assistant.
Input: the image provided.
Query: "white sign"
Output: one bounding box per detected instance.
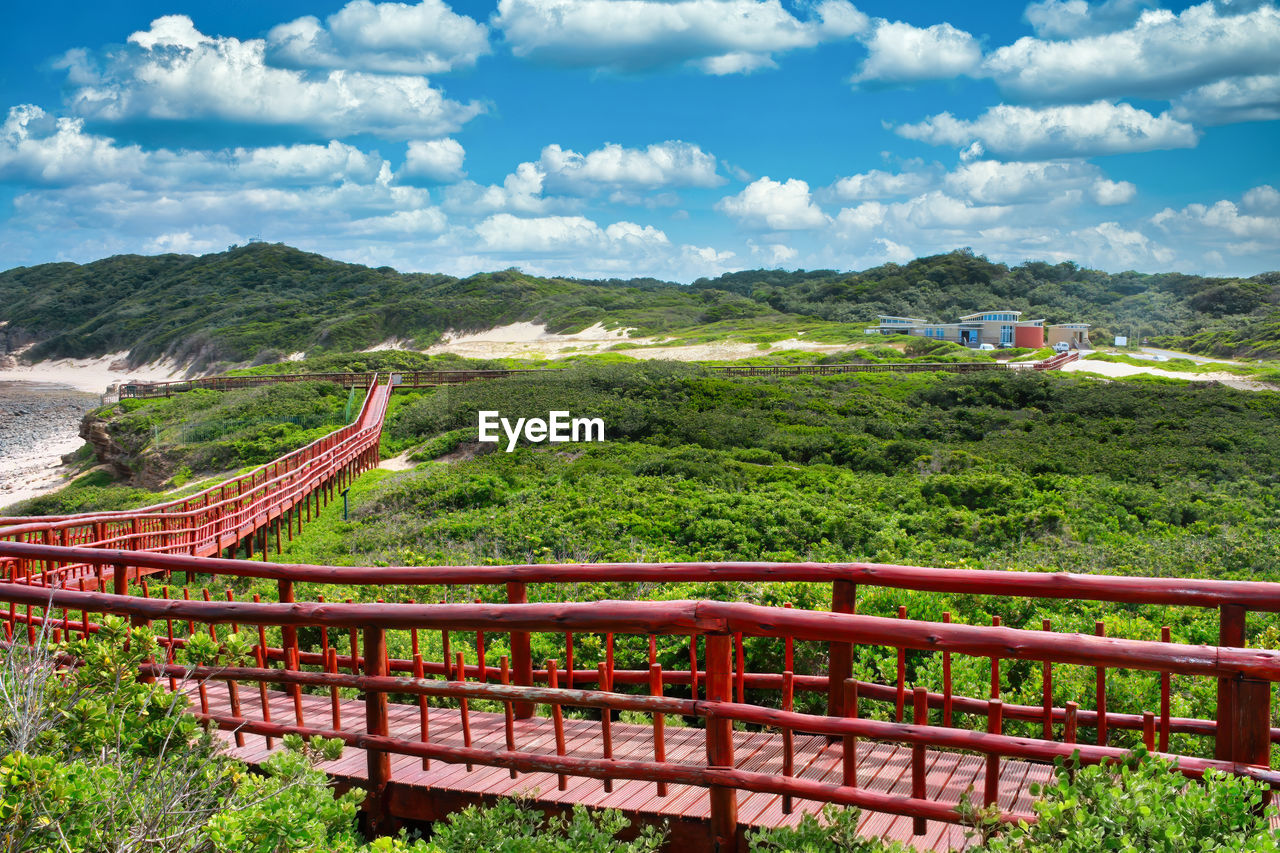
[1113,336,1128,347]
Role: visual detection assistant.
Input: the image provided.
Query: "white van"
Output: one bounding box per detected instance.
[978,343,996,351]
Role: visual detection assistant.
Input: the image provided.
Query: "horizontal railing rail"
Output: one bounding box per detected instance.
[2,550,1277,611]
[6,590,1278,681]
[119,372,377,398]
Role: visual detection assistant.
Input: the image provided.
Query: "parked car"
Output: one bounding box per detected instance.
[1052,342,1070,353]
[978,343,996,351]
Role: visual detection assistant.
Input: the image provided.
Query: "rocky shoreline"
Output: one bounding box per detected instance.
[0,381,102,511]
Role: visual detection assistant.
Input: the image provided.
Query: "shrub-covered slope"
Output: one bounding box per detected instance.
[1,243,1275,367]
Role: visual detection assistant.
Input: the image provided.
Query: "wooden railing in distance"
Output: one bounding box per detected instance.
[0,547,1275,850]
[0,377,391,588]
[118,352,1081,399]
[119,372,377,398]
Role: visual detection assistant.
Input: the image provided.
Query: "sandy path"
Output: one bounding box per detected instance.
[1062,359,1247,382]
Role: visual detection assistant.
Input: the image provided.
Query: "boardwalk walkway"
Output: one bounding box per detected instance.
[195,682,1050,851]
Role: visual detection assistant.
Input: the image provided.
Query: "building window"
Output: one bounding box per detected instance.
[1000,325,1013,345]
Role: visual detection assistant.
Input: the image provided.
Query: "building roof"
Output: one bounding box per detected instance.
[958,310,1023,320]
[876,315,927,323]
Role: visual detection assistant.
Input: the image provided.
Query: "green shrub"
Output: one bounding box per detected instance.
[426,799,665,852]
[746,804,904,852]
[974,749,1278,852]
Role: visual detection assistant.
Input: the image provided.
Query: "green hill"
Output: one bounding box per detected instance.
[1,242,1276,367]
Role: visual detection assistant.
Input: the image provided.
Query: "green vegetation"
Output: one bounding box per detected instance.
[746,805,905,851]
[425,799,664,852]
[10,354,1280,849]
[4,380,357,516]
[746,750,1278,851]
[0,619,428,853]
[255,364,1280,752]
[3,243,1277,368]
[973,750,1277,852]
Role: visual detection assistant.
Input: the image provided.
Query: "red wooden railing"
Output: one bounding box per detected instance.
[0,375,391,587]
[116,371,378,397]
[0,545,1275,849]
[1031,351,1079,370]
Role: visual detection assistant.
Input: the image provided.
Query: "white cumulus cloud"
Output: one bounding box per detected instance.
[1171,73,1280,125]
[1090,178,1137,205]
[0,105,148,184]
[895,101,1199,159]
[853,20,982,84]
[1243,184,1280,213]
[0,105,389,188]
[401,138,467,182]
[56,15,483,139]
[985,2,1280,102]
[491,0,867,74]
[267,0,490,75]
[538,141,724,193]
[717,177,829,230]
[1070,220,1175,268]
[830,167,934,201]
[473,213,670,256]
[943,159,1134,205]
[1023,0,1155,38]
[1152,190,1280,242]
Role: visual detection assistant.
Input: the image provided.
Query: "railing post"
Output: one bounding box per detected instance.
[278,580,298,668]
[1215,605,1270,773]
[828,578,855,717]
[507,582,534,718]
[705,633,738,853]
[363,625,395,836]
[1216,604,1246,761]
[112,562,128,597]
[1234,678,1272,769]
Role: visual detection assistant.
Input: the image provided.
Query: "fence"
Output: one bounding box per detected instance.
[118,353,1080,400]
[0,549,1273,849]
[0,377,391,582]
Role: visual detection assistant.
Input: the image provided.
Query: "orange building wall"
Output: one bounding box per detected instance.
[1014,326,1044,348]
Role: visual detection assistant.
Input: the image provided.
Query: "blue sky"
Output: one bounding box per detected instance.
[0,0,1277,281]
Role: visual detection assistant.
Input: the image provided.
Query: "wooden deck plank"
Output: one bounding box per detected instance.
[868,748,947,843]
[195,686,1070,850]
[736,734,837,826]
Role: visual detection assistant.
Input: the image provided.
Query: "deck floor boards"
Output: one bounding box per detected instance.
[192,683,1071,851]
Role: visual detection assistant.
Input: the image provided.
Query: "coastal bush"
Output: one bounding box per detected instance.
[0,620,429,853]
[425,800,665,852]
[973,749,1278,852]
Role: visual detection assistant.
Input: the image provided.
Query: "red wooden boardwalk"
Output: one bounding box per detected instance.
[194,682,1050,851]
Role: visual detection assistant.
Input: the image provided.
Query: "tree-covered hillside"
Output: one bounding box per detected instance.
[1,242,1276,366]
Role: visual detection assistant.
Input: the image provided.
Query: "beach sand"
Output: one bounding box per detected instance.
[0,354,189,511]
[0,381,101,511]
